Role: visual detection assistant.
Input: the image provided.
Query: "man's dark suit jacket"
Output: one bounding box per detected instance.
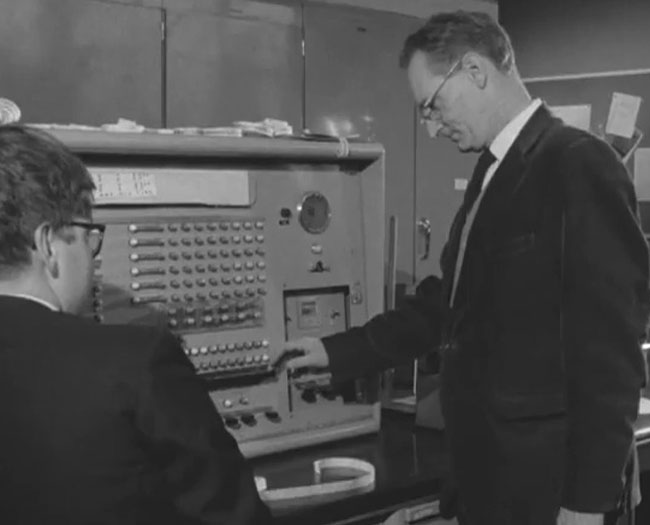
[0,296,271,525]
[323,105,650,524]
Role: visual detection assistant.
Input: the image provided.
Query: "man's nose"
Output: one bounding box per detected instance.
[425,119,443,138]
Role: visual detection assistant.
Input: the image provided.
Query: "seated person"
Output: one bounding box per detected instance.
[0,125,272,525]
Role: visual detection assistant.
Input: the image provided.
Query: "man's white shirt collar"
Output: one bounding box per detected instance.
[480,98,542,191]
[489,98,542,162]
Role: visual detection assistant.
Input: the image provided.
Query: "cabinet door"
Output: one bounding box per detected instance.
[0,0,162,126]
[165,1,302,129]
[414,127,478,281]
[304,4,420,291]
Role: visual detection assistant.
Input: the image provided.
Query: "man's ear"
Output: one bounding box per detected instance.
[462,52,489,90]
[33,223,59,278]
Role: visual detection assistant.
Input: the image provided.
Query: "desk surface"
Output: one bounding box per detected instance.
[251,411,650,525]
[251,411,445,525]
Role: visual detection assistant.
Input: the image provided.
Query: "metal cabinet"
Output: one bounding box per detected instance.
[0,0,163,127]
[303,4,420,291]
[165,0,302,129]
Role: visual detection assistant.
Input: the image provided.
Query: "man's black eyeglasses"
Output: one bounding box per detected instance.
[68,221,106,258]
[418,55,465,124]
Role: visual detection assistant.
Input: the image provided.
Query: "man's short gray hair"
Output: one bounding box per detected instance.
[400,10,515,74]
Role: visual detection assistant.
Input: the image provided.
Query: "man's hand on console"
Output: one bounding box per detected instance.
[275,337,330,373]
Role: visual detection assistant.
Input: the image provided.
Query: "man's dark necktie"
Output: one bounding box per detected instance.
[442,148,496,305]
[464,148,497,210]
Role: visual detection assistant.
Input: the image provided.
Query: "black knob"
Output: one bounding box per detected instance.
[241,414,257,427]
[265,411,281,423]
[224,417,241,430]
[301,389,317,404]
[320,389,337,401]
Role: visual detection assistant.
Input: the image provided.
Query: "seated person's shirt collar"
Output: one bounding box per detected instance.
[0,293,59,311]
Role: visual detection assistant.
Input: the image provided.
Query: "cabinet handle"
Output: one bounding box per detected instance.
[417,217,431,261]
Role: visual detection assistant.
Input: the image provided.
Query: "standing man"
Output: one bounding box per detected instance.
[0,125,272,524]
[282,11,649,525]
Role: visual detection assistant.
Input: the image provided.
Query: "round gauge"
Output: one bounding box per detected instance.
[297,192,331,234]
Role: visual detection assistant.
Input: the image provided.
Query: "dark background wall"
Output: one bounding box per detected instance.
[499,0,650,78]
[498,0,650,166]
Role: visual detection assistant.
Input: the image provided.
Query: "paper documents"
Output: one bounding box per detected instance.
[606,92,642,138]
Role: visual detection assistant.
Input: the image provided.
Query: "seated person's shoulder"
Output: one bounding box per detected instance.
[57,312,181,364]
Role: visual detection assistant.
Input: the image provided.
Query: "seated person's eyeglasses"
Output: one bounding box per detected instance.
[68,221,106,258]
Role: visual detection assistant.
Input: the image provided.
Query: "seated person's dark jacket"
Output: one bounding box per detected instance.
[0,296,272,525]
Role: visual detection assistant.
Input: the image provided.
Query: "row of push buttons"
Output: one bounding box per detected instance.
[187,340,270,354]
[129,234,265,248]
[168,300,263,328]
[131,290,266,304]
[169,301,259,315]
[132,261,266,274]
[130,247,266,262]
[191,354,271,371]
[170,311,262,329]
[172,288,265,301]
[131,293,266,308]
[131,273,266,289]
[133,254,266,267]
[128,221,265,234]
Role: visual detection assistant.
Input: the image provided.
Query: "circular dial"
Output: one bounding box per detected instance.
[298,192,331,234]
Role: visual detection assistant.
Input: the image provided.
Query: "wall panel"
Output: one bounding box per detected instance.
[0,0,162,126]
[165,1,302,128]
[304,4,420,289]
[500,0,650,78]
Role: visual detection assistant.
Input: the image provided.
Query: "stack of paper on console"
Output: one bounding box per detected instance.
[102,118,145,133]
[201,127,243,137]
[233,118,293,137]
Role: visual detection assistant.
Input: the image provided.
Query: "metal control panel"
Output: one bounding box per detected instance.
[55,131,385,457]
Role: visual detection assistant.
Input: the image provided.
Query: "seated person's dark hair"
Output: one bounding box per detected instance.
[0,125,94,275]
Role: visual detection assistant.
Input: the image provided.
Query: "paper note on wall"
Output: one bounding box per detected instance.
[606,92,642,138]
[634,148,650,200]
[549,105,592,131]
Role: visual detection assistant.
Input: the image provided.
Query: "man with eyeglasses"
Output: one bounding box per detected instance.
[280,10,649,525]
[0,125,271,524]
